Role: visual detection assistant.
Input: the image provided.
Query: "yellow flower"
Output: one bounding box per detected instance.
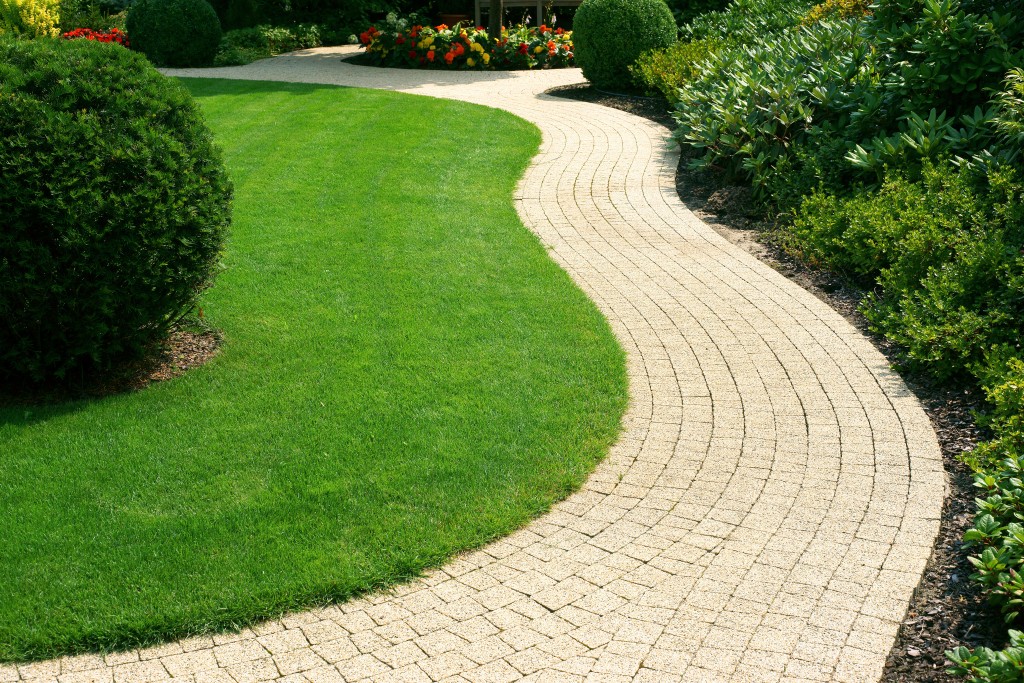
[533,45,544,54]
[467,57,476,66]
[471,41,484,52]
[482,52,490,63]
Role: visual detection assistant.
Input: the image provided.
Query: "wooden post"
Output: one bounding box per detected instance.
[488,0,503,39]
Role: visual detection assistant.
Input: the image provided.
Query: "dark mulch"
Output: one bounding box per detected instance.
[0,324,221,407]
[548,83,1008,680]
[546,82,676,127]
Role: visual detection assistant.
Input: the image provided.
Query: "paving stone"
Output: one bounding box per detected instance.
[111,661,169,683]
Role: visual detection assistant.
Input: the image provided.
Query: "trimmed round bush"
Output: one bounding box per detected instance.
[0,37,231,383]
[574,0,677,91]
[127,0,222,67]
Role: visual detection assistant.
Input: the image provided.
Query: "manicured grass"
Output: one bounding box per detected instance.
[0,79,627,661]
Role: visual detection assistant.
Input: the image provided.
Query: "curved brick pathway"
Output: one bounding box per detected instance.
[5,48,946,683]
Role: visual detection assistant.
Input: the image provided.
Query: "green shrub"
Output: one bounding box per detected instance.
[943,320,1024,682]
[790,163,1024,380]
[58,6,126,31]
[994,67,1024,154]
[968,350,1024,474]
[674,0,1024,201]
[674,18,871,190]
[58,0,128,31]
[950,354,1024,678]
[629,37,723,102]
[764,134,853,212]
[213,22,321,65]
[663,0,730,26]
[682,0,812,43]
[0,37,231,383]
[573,0,676,91]
[949,629,1024,681]
[127,0,221,66]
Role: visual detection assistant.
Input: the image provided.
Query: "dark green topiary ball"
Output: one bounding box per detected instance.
[0,37,231,383]
[127,0,222,67]
[574,0,677,91]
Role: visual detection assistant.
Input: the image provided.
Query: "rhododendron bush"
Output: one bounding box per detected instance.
[358,13,573,70]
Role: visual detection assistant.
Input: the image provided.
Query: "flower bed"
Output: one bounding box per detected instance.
[62,27,130,46]
[358,13,573,70]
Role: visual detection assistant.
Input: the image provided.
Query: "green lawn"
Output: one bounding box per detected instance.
[0,79,627,661]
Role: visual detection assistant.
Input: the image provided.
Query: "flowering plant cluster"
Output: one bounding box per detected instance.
[491,23,574,69]
[358,13,572,70]
[62,27,130,46]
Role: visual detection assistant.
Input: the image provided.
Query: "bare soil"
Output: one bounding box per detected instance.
[547,82,1008,681]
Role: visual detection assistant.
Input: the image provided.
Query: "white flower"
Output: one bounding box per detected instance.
[385,12,397,23]
[347,34,358,44]
[397,18,408,29]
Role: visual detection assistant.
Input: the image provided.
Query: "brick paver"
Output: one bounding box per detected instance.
[9,48,945,682]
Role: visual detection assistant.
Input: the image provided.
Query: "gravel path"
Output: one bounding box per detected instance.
[4,47,946,683]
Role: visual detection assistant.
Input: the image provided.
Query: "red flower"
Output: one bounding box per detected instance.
[62,27,129,46]
[517,42,528,54]
[396,35,405,44]
[408,49,417,58]
[359,31,371,44]
[426,49,435,61]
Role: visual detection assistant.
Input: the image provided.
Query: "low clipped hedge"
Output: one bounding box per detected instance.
[127,0,221,67]
[573,0,676,91]
[0,37,231,383]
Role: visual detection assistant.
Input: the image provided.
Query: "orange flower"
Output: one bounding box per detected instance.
[426,49,435,61]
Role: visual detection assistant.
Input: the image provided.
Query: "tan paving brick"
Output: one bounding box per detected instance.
[111,661,169,683]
